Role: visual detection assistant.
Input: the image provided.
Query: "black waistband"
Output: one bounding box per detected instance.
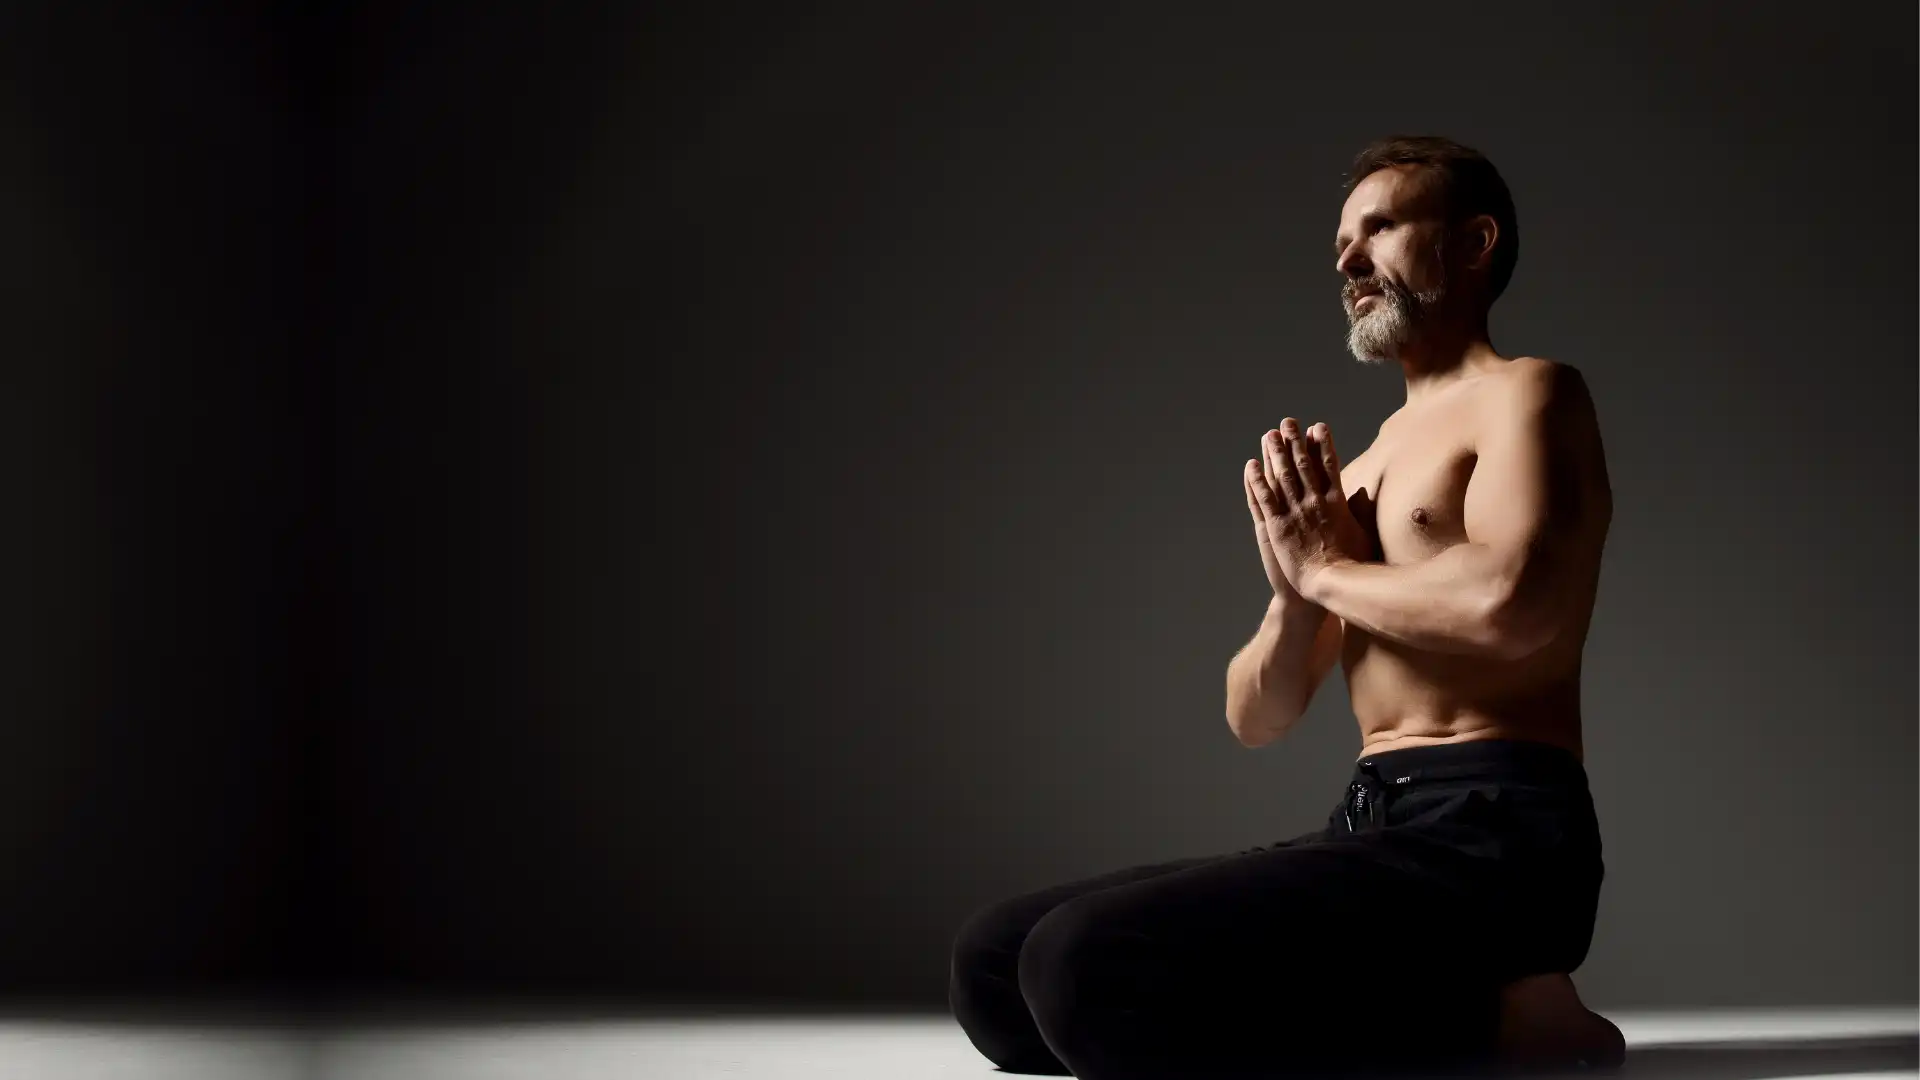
[1336,738,1589,832]
[1348,738,1589,791]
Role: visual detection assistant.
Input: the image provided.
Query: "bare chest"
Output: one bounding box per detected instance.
[1343,419,1478,564]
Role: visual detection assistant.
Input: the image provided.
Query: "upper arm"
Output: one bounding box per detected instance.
[1462,360,1609,650]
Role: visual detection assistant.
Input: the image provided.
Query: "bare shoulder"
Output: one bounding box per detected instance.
[1488,356,1601,431]
[1495,356,1613,510]
[1498,354,1587,393]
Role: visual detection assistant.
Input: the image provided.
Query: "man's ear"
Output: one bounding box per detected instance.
[1462,214,1498,271]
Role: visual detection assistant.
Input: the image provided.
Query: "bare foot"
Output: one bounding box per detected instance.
[1494,973,1626,1073]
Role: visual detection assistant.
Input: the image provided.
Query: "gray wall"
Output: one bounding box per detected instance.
[0,7,311,994]
[324,1,1917,1009]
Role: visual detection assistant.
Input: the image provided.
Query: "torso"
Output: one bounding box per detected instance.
[1335,357,1610,763]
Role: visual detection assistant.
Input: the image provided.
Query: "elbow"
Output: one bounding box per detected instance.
[1229,716,1285,749]
[1227,716,1260,748]
[1225,686,1297,749]
[1482,583,1556,661]
[1225,701,1282,748]
[1225,710,1258,748]
[1225,659,1296,748]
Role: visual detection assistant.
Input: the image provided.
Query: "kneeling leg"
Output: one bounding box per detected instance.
[1016,843,1508,1080]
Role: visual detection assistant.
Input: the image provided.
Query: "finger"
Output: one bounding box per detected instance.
[1259,430,1284,497]
[1266,429,1302,503]
[1311,423,1347,503]
[1246,458,1282,521]
[1244,460,1263,521]
[1290,431,1329,495]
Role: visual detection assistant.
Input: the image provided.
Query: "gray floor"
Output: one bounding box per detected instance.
[0,1021,305,1080]
[0,1006,1911,1079]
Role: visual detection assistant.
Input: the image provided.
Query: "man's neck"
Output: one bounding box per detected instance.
[1396,315,1504,405]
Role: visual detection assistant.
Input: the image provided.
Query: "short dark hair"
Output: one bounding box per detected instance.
[1343,136,1519,306]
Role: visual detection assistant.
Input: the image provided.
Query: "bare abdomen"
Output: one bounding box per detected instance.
[1343,630,1587,761]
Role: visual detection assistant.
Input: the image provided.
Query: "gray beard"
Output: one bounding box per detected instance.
[1346,282,1447,365]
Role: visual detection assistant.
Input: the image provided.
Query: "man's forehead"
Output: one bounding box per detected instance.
[1345,167,1429,212]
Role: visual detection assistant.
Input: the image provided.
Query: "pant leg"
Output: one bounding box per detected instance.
[949,853,1225,1074]
[1016,835,1509,1080]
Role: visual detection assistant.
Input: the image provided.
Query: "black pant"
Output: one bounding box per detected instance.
[948,738,1605,1079]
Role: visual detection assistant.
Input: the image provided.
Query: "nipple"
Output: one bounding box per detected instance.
[1410,507,1431,526]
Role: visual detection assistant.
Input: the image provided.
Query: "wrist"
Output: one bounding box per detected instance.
[1270,588,1322,626]
[1298,555,1351,607]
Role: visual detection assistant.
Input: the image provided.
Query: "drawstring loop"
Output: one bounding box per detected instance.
[1345,760,1412,833]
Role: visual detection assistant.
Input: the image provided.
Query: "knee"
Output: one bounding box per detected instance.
[1015,898,1134,1020]
[948,900,1022,988]
[947,898,1036,1029]
[948,902,1076,1075]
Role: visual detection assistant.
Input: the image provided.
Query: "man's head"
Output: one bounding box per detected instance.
[1332,136,1517,365]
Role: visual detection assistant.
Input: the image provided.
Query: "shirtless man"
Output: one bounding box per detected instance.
[1232,135,1622,1068]
[950,137,1623,1078]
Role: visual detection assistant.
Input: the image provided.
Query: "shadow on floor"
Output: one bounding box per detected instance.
[1018,1033,1920,1080]
[1370,1033,1920,1080]
[1604,1033,1918,1079]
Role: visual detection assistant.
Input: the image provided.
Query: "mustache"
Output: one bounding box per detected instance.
[1345,281,1396,306]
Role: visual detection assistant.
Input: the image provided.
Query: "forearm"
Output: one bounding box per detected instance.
[1224,594,1328,745]
[1302,545,1526,658]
